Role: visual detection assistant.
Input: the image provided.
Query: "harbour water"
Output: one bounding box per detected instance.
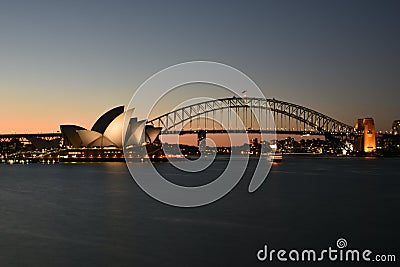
[1,157,399,266]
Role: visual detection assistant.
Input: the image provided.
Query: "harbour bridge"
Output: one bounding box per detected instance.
[148,97,355,137]
[1,97,356,149]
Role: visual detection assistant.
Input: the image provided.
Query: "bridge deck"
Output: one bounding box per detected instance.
[164,130,349,136]
[0,133,62,138]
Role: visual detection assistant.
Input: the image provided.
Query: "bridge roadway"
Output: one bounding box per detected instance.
[0,130,333,142]
[164,129,343,136]
[0,133,62,142]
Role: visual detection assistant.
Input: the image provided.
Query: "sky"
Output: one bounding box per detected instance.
[0,0,399,133]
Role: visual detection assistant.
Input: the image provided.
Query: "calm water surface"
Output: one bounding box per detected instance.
[0,157,399,266]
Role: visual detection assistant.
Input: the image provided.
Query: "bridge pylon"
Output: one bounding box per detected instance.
[197,130,207,147]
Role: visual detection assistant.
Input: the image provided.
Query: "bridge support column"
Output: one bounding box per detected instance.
[355,118,376,153]
[197,130,206,148]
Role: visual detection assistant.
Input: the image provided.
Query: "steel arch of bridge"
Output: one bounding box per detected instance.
[147,97,354,135]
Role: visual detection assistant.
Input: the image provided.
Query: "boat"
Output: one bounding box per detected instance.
[271,151,283,162]
[262,151,283,162]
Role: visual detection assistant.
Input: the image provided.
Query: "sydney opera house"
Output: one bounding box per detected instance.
[61,106,161,151]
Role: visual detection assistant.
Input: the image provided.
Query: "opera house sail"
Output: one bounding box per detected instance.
[61,106,161,151]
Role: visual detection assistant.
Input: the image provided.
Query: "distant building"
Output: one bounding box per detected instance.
[354,118,376,153]
[392,120,400,135]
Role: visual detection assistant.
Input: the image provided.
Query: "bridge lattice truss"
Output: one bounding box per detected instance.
[148,97,354,135]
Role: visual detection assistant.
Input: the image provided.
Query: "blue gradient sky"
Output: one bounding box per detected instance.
[1,0,399,132]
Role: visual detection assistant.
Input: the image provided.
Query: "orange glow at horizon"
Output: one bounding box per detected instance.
[0,114,95,134]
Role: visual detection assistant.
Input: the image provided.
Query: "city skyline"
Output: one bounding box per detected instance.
[1,0,399,133]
